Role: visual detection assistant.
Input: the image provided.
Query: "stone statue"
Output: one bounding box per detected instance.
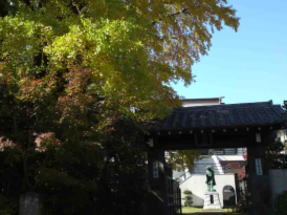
[205,166,216,192]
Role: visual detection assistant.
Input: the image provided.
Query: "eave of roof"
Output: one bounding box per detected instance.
[150,101,287,132]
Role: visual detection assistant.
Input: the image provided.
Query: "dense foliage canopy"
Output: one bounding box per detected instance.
[265,138,287,169]
[0,0,239,214]
[0,0,239,131]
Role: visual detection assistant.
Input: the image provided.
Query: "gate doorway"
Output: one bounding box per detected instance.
[147,101,286,215]
[174,147,246,208]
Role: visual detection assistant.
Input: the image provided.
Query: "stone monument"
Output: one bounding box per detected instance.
[203,166,222,209]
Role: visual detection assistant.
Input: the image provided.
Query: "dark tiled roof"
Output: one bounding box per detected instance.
[152,101,286,131]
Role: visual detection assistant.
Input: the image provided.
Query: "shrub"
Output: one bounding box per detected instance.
[274,191,287,215]
[0,119,148,215]
[0,194,18,215]
[183,189,193,206]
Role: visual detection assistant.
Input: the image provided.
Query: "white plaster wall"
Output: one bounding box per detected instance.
[269,169,287,203]
[180,174,237,207]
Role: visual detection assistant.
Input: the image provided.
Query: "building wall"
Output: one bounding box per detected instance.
[191,155,223,175]
[181,97,223,107]
[180,174,237,207]
[269,169,287,203]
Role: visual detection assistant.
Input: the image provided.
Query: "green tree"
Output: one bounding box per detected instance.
[0,0,239,130]
[166,150,200,171]
[0,0,239,174]
[0,0,239,214]
[265,138,287,169]
[274,191,287,215]
[265,102,287,169]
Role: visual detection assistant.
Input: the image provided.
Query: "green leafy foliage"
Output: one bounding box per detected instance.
[0,119,147,215]
[265,138,287,169]
[0,145,22,215]
[0,194,18,215]
[274,191,287,215]
[166,150,200,171]
[0,0,239,214]
[183,189,193,207]
[0,0,239,170]
[0,138,104,215]
[0,0,239,124]
[96,119,148,215]
[35,142,104,215]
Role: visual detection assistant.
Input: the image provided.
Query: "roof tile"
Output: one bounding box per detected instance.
[152,102,286,131]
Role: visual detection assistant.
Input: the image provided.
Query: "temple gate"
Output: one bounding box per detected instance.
[147,101,286,215]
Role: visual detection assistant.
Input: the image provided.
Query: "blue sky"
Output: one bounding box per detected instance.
[173,0,287,105]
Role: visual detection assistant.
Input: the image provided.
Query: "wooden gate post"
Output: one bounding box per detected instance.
[147,148,168,215]
[247,132,273,215]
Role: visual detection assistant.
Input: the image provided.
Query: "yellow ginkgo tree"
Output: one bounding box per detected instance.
[0,0,239,131]
[0,1,239,213]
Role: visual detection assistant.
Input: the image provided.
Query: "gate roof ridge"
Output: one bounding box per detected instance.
[150,101,286,132]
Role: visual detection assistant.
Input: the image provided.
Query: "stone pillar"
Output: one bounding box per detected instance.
[19,192,41,215]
